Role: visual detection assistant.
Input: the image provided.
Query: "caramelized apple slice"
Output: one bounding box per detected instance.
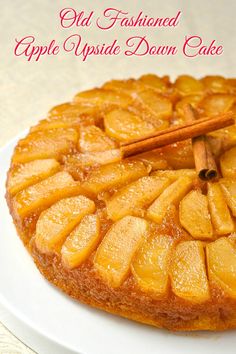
[220,146,236,178]
[104,109,157,142]
[201,76,230,93]
[132,234,173,296]
[137,90,172,120]
[13,171,83,218]
[102,79,136,95]
[7,159,60,195]
[133,149,168,170]
[65,149,122,169]
[227,78,236,93]
[48,102,98,117]
[82,160,148,194]
[175,95,203,121]
[103,75,168,95]
[13,128,78,163]
[220,179,236,216]
[35,196,95,254]
[174,75,204,96]
[207,238,236,298]
[207,182,234,235]
[94,216,148,287]
[152,169,196,181]
[161,141,195,169]
[179,190,213,240]
[79,125,116,152]
[170,241,210,303]
[30,119,72,132]
[106,176,171,221]
[147,177,193,224]
[62,214,100,268]
[200,94,235,117]
[73,88,132,108]
[30,117,82,132]
[138,74,168,92]
[48,102,72,116]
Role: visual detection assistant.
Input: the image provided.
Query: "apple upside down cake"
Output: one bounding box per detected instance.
[6,74,236,331]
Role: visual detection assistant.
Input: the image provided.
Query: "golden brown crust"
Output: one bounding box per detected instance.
[30,239,236,331]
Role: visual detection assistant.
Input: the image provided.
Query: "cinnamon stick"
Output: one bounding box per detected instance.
[121,112,234,158]
[183,104,218,181]
[121,113,232,146]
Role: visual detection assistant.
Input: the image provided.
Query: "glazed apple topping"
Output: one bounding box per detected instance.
[207,182,234,235]
[132,234,174,297]
[62,214,101,269]
[106,176,170,221]
[13,128,78,163]
[207,238,236,299]
[94,216,149,288]
[147,177,193,224]
[7,159,60,196]
[79,125,116,152]
[6,74,236,301]
[179,190,213,240]
[12,171,83,218]
[170,240,210,303]
[82,160,149,194]
[35,196,95,254]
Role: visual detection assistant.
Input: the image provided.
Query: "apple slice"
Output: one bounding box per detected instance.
[174,75,204,96]
[73,88,132,108]
[161,141,195,169]
[65,149,122,170]
[175,95,203,121]
[30,118,80,132]
[102,75,168,94]
[201,76,229,93]
[220,179,236,217]
[102,79,137,95]
[147,177,193,224]
[104,109,157,142]
[220,146,236,178]
[207,238,236,299]
[179,190,213,240]
[133,149,168,170]
[35,196,95,254]
[207,182,234,235]
[48,102,97,119]
[138,74,168,92]
[131,234,173,296]
[13,171,83,218]
[170,240,210,303]
[79,125,116,152]
[200,94,235,117]
[13,128,78,163]
[62,214,100,268]
[7,159,60,196]
[82,160,148,195]
[94,216,148,287]
[152,169,196,181]
[106,176,171,221]
[137,90,172,120]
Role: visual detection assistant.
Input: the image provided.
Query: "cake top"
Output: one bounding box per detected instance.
[7,74,236,298]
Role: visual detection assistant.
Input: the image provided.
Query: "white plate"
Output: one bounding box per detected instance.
[0,133,235,354]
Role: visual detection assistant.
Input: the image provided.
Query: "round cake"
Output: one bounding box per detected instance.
[5,74,236,331]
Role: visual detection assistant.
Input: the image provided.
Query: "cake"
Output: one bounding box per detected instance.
[5,74,236,331]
